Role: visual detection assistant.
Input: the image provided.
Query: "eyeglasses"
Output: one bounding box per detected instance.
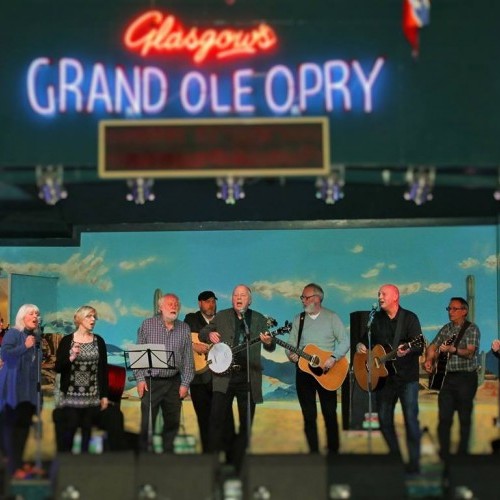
[300,294,318,301]
[446,307,465,312]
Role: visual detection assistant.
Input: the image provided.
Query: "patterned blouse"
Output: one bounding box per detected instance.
[59,339,100,408]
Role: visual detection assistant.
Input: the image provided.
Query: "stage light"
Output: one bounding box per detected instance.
[216,177,245,204]
[493,167,500,201]
[315,165,345,204]
[36,165,68,205]
[403,167,435,205]
[126,178,155,204]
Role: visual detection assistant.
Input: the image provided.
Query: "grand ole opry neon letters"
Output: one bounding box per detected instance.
[25,10,385,117]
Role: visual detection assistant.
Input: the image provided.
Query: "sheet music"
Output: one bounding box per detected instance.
[125,343,173,370]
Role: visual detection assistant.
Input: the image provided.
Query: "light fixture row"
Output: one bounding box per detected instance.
[34,166,500,206]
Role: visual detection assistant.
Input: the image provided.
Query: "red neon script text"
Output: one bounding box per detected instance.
[124,10,278,64]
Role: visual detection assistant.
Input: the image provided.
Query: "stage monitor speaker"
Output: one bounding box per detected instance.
[342,311,378,430]
[328,454,406,499]
[243,453,327,499]
[54,452,135,499]
[136,453,219,500]
[446,454,500,499]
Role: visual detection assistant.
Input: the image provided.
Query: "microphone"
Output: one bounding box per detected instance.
[239,309,250,338]
[367,303,378,328]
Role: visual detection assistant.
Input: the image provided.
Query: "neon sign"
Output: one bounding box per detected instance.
[26,57,385,116]
[123,10,278,64]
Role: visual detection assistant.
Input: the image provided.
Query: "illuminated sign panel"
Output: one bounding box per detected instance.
[98,117,329,178]
[1,2,497,167]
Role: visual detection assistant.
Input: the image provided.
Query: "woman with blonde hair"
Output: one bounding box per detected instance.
[0,304,41,478]
[55,305,109,452]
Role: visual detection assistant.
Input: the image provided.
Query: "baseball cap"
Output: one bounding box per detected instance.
[198,290,217,301]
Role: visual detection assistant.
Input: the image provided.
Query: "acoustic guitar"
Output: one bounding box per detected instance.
[191,332,210,374]
[428,334,457,391]
[274,338,349,391]
[353,334,425,392]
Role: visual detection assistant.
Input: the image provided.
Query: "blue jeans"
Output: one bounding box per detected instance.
[375,378,421,472]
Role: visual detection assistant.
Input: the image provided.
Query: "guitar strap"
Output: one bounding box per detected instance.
[391,309,405,349]
[296,312,306,348]
[452,320,471,348]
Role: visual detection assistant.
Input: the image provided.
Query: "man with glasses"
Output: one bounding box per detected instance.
[287,283,348,455]
[424,297,480,464]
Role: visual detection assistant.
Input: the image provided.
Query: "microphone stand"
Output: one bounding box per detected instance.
[33,326,43,474]
[366,307,376,454]
[240,311,253,454]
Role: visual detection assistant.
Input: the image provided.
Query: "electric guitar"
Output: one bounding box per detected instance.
[274,338,349,391]
[353,334,425,392]
[428,334,457,391]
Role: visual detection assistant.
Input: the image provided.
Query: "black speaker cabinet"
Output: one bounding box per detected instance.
[328,454,406,499]
[243,454,327,499]
[446,454,500,499]
[54,452,135,499]
[136,453,220,500]
[342,311,379,430]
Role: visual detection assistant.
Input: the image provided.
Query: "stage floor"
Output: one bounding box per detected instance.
[12,379,500,499]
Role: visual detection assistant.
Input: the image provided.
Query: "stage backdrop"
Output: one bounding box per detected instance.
[0,221,498,398]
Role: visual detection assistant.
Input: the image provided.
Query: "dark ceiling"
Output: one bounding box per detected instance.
[0,166,498,246]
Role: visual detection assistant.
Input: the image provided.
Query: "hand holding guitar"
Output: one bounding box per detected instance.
[193,342,209,355]
[396,343,411,357]
[208,331,221,344]
[259,332,273,346]
[323,356,336,373]
[439,343,457,354]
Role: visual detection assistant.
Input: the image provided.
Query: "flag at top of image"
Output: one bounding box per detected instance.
[403,0,431,57]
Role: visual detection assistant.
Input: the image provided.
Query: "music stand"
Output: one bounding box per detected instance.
[125,344,175,452]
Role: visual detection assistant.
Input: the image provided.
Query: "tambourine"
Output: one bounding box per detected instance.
[206,343,233,374]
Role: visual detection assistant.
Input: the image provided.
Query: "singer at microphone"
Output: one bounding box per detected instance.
[354,284,424,476]
[0,304,42,477]
[198,284,276,470]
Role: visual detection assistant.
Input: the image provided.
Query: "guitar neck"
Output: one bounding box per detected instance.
[231,325,291,355]
[232,335,264,355]
[274,337,313,363]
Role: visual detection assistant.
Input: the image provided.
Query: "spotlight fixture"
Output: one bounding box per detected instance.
[403,166,435,205]
[494,167,500,201]
[126,178,155,204]
[216,177,245,204]
[315,165,345,204]
[36,165,68,205]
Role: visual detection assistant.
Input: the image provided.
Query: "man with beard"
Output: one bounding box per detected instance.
[134,293,194,452]
[287,283,349,455]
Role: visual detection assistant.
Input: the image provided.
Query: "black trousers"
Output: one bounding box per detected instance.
[296,368,339,453]
[209,373,253,470]
[3,402,36,474]
[438,370,478,460]
[189,379,213,453]
[53,404,125,453]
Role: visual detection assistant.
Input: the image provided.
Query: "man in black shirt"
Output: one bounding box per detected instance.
[356,284,423,475]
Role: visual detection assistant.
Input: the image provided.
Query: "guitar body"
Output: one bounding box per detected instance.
[353,344,393,392]
[297,344,349,391]
[428,334,456,391]
[191,332,210,374]
[108,364,126,405]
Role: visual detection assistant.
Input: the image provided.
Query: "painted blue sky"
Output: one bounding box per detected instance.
[0,223,498,364]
